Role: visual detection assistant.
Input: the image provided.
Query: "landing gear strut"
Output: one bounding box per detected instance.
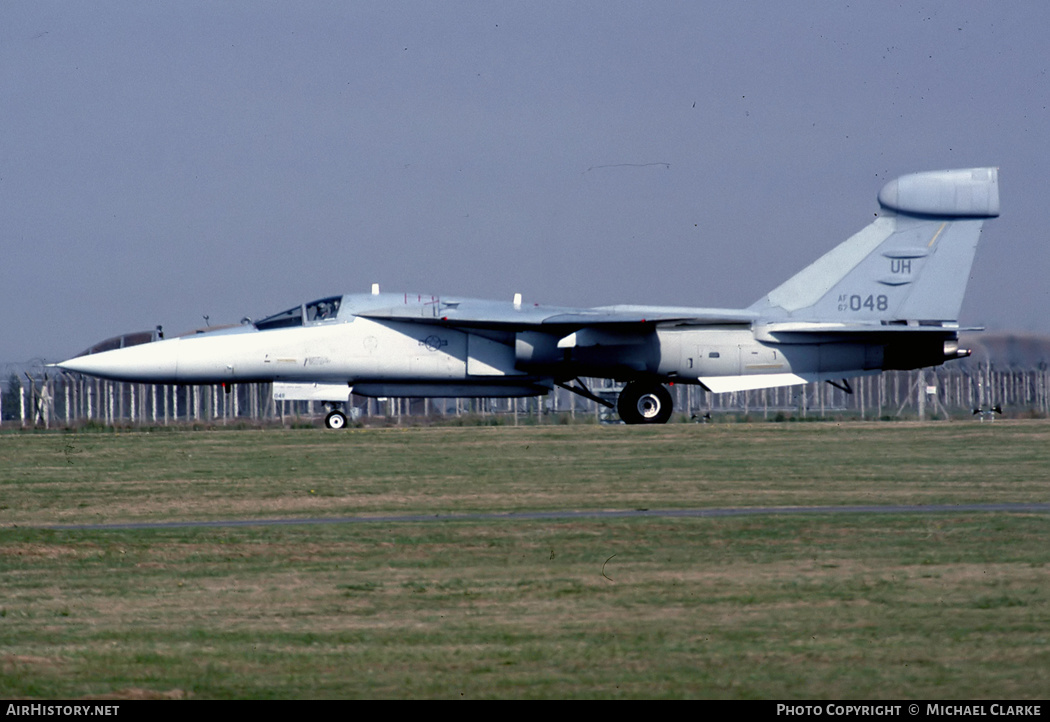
[617,382,673,424]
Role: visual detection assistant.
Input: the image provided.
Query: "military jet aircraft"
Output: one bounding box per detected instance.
[56,167,1000,428]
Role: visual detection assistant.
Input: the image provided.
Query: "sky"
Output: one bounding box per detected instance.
[2,1,1048,365]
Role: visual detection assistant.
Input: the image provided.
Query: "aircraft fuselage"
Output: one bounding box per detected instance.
[58,293,955,393]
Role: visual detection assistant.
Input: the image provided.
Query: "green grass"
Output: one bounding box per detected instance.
[1,422,1048,698]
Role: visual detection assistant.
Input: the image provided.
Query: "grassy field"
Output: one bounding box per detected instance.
[1,421,1048,698]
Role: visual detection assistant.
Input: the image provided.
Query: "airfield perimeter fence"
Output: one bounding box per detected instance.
[3,364,1049,429]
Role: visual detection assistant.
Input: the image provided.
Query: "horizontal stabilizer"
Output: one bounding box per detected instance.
[753,321,977,343]
[698,369,881,394]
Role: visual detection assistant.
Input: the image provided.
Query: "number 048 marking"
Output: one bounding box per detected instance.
[841,294,889,312]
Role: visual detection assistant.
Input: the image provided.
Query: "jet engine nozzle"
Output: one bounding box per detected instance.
[943,340,971,361]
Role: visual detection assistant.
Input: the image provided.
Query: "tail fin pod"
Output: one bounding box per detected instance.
[750,168,999,323]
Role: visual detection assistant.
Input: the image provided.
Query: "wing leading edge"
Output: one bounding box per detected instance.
[356,298,757,331]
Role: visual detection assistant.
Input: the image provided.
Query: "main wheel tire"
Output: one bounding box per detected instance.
[617,383,673,424]
[324,410,348,430]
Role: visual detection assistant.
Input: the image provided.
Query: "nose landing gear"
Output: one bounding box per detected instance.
[324,409,348,429]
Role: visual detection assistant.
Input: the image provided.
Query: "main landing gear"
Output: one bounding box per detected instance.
[616,382,673,425]
[556,378,675,425]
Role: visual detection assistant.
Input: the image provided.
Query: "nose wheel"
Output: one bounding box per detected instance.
[617,382,673,424]
[324,409,348,429]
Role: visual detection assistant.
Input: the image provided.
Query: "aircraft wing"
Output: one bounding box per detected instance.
[356,299,757,331]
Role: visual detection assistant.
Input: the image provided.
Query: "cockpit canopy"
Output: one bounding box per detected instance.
[75,328,162,358]
[254,296,343,331]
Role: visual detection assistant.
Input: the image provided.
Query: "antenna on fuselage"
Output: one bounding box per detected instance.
[371,283,380,295]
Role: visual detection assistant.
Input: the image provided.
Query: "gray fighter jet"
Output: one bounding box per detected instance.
[57,167,1000,428]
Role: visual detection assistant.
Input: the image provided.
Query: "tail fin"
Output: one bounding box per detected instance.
[749,168,999,323]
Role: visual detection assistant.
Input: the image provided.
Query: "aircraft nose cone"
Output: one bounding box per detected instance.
[56,338,180,382]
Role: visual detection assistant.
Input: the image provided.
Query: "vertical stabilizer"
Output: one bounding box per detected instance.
[750,168,999,323]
